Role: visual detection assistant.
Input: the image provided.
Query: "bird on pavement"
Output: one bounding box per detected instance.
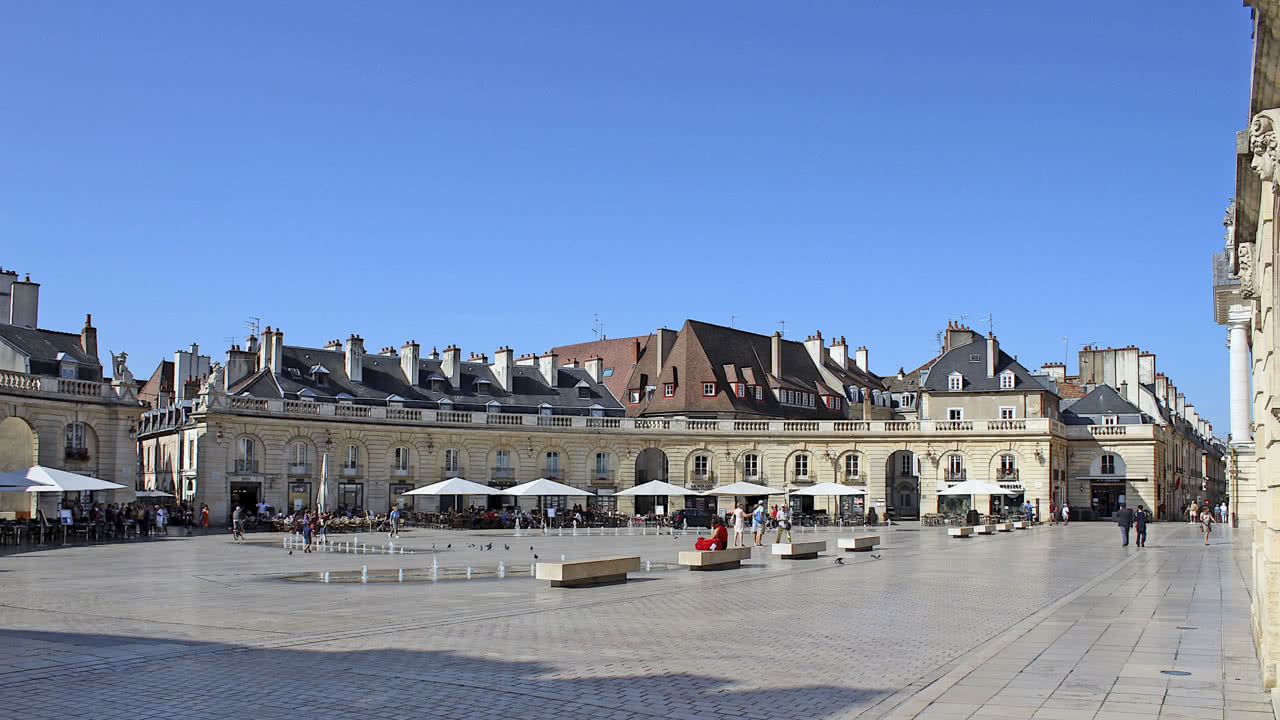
[503,544,509,551]
[533,554,538,560]
[484,543,492,551]
[288,550,293,556]
[834,558,844,565]
[870,554,881,560]
[446,544,451,549]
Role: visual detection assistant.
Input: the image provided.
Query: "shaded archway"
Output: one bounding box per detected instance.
[0,416,37,516]
[886,450,919,520]
[633,447,669,516]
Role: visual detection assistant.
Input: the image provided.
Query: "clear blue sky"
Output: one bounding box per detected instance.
[0,1,1249,431]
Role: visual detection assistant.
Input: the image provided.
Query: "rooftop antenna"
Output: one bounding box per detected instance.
[1058,337,1069,367]
[980,314,993,335]
[244,317,260,337]
[777,320,785,337]
[223,335,239,348]
[730,315,736,328]
[592,313,600,341]
[935,329,945,352]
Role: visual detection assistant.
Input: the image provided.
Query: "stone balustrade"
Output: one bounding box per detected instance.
[0,369,122,401]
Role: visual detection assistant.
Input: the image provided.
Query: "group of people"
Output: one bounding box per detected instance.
[1188,501,1229,525]
[1115,499,1222,547]
[70,500,211,539]
[698,502,800,551]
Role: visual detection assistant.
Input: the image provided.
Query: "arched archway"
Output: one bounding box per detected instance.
[633,447,669,516]
[886,450,919,520]
[0,416,37,516]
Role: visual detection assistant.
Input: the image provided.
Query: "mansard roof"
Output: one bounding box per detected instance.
[1061,384,1146,425]
[0,325,99,368]
[921,338,1046,394]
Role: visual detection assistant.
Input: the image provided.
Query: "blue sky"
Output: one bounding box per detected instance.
[0,1,1249,430]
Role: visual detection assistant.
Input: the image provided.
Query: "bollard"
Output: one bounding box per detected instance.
[323,571,330,583]
[398,568,404,582]
[361,565,368,583]
[282,537,288,549]
[646,560,651,572]
[466,566,472,579]
[431,557,438,580]
[399,546,404,554]
[560,553,565,562]
[498,560,505,578]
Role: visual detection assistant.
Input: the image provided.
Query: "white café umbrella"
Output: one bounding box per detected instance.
[404,477,511,513]
[703,481,783,496]
[134,490,173,498]
[505,478,593,518]
[615,479,704,496]
[938,479,1017,516]
[2,466,126,493]
[317,453,329,514]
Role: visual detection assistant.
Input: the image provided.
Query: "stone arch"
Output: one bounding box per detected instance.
[0,415,38,473]
[232,432,266,473]
[683,447,717,486]
[584,444,620,483]
[1086,448,1127,477]
[885,449,920,520]
[531,438,570,480]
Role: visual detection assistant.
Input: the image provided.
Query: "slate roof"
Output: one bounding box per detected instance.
[1061,384,1146,425]
[229,345,622,415]
[551,335,648,403]
[0,325,101,379]
[921,338,1047,394]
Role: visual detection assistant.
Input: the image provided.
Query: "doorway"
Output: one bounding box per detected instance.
[287,481,311,514]
[230,483,260,522]
[1091,482,1126,519]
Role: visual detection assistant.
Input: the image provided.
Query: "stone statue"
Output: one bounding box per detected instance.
[202,362,225,395]
[1224,198,1237,267]
[1251,111,1280,185]
[1240,239,1258,299]
[109,350,135,385]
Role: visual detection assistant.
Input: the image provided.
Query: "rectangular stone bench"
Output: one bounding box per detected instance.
[973,524,995,535]
[837,535,880,552]
[1013,520,1032,529]
[678,546,753,570]
[535,556,642,587]
[771,540,826,559]
[948,527,973,538]
[996,522,1014,532]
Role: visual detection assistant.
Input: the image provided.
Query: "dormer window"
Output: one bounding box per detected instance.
[1103,414,1118,426]
[947,372,963,391]
[336,393,353,403]
[702,382,716,397]
[539,403,553,415]
[664,383,674,397]
[999,370,1015,390]
[437,398,453,409]
[308,364,330,386]
[969,353,981,362]
[485,400,501,413]
[475,378,491,395]
[575,379,591,399]
[628,390,640,404]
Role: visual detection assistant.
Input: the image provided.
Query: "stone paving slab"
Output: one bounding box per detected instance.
[0,523,1272,720]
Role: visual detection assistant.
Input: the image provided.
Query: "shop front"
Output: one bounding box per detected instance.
[287,481,311,513]
[388,483,414,512]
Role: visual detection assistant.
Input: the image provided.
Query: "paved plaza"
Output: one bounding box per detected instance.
[0,522,1272,720]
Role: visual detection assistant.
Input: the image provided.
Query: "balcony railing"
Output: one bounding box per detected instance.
[944,469,967,482]
[791,472,812,485]
[288,463,310,476]
[342,464,361,477]
[996,469,1019,481]
[392,466,411,477]
[64,447,91,462]
[441,466,462,478]
[235,459,258,473]
[491,467,514,480]
[843,473,867,485]
[541,467,562,479]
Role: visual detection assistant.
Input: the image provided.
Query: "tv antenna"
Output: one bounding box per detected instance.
[592,314,600,341]
[223,335,239,348]
[980,314,993,335]
[1058,337,1069,366]
[777,320,785,337]
[244,317,261,337]
[730,315,736,328]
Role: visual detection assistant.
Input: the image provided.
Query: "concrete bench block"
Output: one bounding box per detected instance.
[996,522,1014,532]
[837,535,880,552]
[1013,521,1031,529]
[535,556,642,587]
[771,541,826,559]
[974,525,995,535]
[948,527,973,538]
[678,546,753,570]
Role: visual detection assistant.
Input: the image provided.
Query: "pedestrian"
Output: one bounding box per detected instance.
[1220,501,1228,523]
[388,505,401,539]
[232,505,244,540]
[1134,504,1148,548]
[1061,503,1070,526]
[1024,501,1034,526]
[751,501,765,546]
[730,503,746,547]
[866,505,878,527]
[1049,501,1056,526]
[1188,502,1198,525]
[302,512,313,553]
[1201,502,1215,545]
[1115,504,1133,546]
[774,504,792,544]
[200,503,210,534]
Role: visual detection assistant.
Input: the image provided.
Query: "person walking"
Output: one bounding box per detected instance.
[200,504,210,534]
[1048,501,1057,526]
[1201,502,1215,545]
[388,506,401,539]
[731,503,746,547]
[1024,501,1034,526]
[774,504,793,544]
[751,501,766,546]
[1220,501,1228,523]
[231,505,244,540]
[1115,504,1133,546]
[1061,503,1070,526]
[1188,502,1198,525]
[302,511,313,553]
[1134,504,1148,548]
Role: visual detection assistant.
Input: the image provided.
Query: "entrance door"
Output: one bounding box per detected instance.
[388,484,414,513]
[230,483,260,522]
[287,482,311,513]
[1091,483,1125,519]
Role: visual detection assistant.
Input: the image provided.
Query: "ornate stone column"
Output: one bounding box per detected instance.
[1229,307,1254,444]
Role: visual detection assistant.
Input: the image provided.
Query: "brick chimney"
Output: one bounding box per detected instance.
[632,338,641,364]
[442,345,461,389]
[655,328,677,373]
[854,345,869,374]
[538,351,558,387]
[401,340,420,386]
[803,331,825,369]
[80,314,97,359]
[830,336,848,371]
[345,334,364,383]
[492,346,514,392]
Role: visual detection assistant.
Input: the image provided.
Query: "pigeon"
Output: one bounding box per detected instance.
[288,550,293,556]
[503,544,509,551]
[834,558,844,565]
[530,546,534,551]
[533,554,539,560]
[870,554,881,560]
[446,544,451,549]
[484,543,492,551]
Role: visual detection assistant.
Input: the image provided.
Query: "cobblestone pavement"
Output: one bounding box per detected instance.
[0,522,1272,720]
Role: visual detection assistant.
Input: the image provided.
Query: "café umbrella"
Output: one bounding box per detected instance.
[505,478,593,518]
[938,479,1018,514]
[0,466,127,493]
[403,477,511,513]
[788,481,867,524]
[616,479,703,517]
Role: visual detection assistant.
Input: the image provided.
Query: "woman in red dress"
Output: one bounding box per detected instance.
[695,517,728,551]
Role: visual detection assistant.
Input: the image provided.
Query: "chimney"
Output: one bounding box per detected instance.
[771,331,782,378]
[1117,347,1139,403]
[632,338,641,364]
[944,321,977,352]
[585,356,604,383]
[379,346,398,357]
[1119,381,1128,402]
[1175,392,1185,418]
[537,351,558,388]
[1155,373,1168,403]
[515,352,537,366]
[345,334,364,383]
[854,346,869,374]
[1039,363,1065,382]
[492,346,514,392]
[324,339,343,351]
[0,269,15,326]
[655,328,677,373]
[401,340,421,387]
[174,342,210,403]
[986,333,998,378]
[897,367,905,380]
[830,336,848,371]
[428,346,440,361]
[1138,352,1156,385]
[271,329,284,375]
[258,326,274,374]
[80,314,98,360]
[6,274,39,328]
[803,332,824,368]
[442,345,462,389]
[225,344,258,389]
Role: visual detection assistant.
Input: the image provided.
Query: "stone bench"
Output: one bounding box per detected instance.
[534,556,642,587]
[678,546,753,571]
[948,527,973,538]
[1013,520,1032,529]
[837,535,880,552]
[996,522,1014,532]
[973,524,995,535]
[771,540,826,559]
